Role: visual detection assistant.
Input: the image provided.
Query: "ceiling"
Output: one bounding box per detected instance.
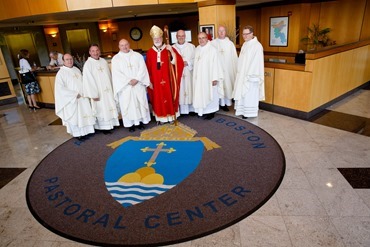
[0,0,283,28]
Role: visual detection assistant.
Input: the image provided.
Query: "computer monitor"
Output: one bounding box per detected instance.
[170,30,192,44]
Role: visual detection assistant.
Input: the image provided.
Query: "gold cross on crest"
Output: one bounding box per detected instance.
[141,142,176,167]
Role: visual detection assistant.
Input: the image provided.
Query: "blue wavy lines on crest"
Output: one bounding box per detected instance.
[106,182,175,207]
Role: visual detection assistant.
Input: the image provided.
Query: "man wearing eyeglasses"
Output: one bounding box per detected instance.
[232,25,265,119]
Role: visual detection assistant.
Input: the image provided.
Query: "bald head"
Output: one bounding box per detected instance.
[218,25,227,39]
[176,30,186,45]
[118,39,130,53]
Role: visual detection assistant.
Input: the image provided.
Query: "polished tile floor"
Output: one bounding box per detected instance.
[1,85,370,247]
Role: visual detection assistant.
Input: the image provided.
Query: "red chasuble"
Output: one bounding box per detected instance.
[146,45,184,118]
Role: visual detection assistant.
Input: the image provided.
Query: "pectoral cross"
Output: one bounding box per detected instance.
[73,73,79,79]
[220,48,225,55]
[141,142,176,167]
[196,55,201,62]
[127,63,133,69]
[98,66,104,72]
[160,80,166,85]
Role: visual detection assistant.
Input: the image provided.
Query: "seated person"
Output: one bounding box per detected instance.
[47,51,64,70]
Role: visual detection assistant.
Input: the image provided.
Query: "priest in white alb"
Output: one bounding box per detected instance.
[233,25,265,119]
[193,32,224,120]
[83,44,119,134]
[111,39,151,132]
[172,29,196,115]
[55,53,95,140]
[211,25,238,112]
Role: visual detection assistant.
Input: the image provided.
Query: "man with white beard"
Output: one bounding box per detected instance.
[111,39,151,132]
[83,44,120,134]
[211,25,238,112]
[192,32,224,120]
[145,25,184,124]
[172,30,196,115]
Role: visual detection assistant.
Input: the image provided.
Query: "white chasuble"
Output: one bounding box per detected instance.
[232,37,265,117]
[211,37,238,103]
[55,66,95,137]
[192,41,224,115]
[83,57,119,129]
[173,42,196,113]
[111,50,151,127]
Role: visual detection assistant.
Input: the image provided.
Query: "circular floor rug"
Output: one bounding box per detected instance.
[26,114,285,246]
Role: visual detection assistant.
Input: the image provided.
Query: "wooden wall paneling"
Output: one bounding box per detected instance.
[351,46,370,89]
[310,56,337,108]
[319,0,366,45]
[113,0,157,6]
[277,4,302,53]
[159,0,194,3]
[28,0,68,15]
[332,50,354,98]
[363,45,370,81]
[260,6,281,52]
[264,67,274,104]
[3,0,31,20]
[307,44,370,110]
[198,6,216,25]
[360,0,370,40]
[236,9,259,46]
[0,49,10,78]
[215,5,236,41]
[0,1,8,21]
[273,69,312,111]
[66,0,113,11]
[298,3,312,51]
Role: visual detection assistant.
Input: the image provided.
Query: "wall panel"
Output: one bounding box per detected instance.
[2,0,31,20]
[360,0,370,40]
[28,0,68,15]
[264,68,274,104]
[66,0,113,11]
[273,69,312,111]
[113,0,157,6]
[319,0,366,45]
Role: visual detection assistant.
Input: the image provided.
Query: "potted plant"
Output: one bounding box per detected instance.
[301,24,336,50]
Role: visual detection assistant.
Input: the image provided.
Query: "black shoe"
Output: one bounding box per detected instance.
[204,113,215,120]
[242,116,248,119]
[137,123,145,130]
[102,130,112,135]
[28,105,35,112]
[220,105,229,112]
[189,112,197,116]
[76,136,85,141]
[129,126,135,132]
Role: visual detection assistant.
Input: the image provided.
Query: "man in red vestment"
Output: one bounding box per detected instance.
[146,25,184,124]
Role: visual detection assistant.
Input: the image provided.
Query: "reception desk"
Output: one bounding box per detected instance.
[35,70,57,107]
[262,40,370,119]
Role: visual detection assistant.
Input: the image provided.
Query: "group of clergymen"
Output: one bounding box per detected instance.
[54,24,265,141]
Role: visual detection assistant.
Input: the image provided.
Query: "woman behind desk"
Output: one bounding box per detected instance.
[18,49,41,111]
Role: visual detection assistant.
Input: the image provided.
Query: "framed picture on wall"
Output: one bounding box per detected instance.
[199,24,214,41]
[269,16,289,47]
